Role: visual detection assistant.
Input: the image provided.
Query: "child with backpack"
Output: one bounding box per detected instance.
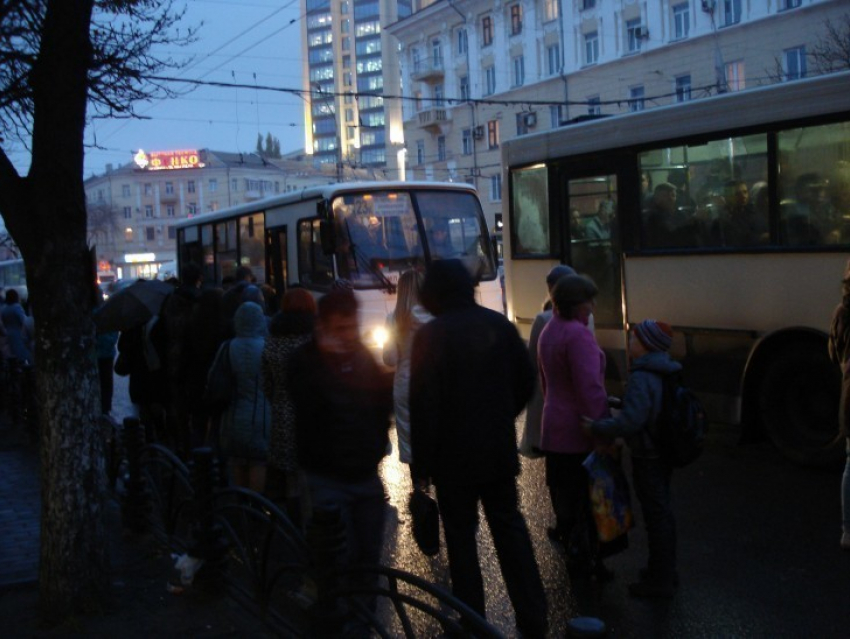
[583,319,681,598]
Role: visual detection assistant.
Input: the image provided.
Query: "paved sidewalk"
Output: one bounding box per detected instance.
[0,378,277,637]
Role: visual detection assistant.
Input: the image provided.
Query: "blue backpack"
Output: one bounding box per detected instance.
[651,372,707,468]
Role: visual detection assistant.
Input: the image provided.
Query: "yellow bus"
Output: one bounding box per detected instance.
[502,72,850,465]
[173,181,501,352]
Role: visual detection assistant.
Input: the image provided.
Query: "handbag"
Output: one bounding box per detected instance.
[583,451,634,557]
[204,341,237,410]
[408,488,440,556]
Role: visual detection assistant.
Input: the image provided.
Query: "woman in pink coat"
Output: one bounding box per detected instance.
[537,274,608,570]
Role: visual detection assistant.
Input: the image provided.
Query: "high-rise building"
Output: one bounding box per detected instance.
[302,0,412,180]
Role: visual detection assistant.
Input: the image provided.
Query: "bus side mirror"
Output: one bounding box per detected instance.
[319,220,336,255]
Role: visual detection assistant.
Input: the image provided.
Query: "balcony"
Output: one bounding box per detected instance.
[416,107,451,134]
[411,59,444,83]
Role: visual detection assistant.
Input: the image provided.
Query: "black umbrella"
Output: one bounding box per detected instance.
[94,278,173,332]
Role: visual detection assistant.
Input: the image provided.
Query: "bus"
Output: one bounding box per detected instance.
[502,71,850,466]
[173,181,501,351]
[0,258,27,302]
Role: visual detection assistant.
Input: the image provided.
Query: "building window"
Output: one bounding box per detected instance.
[145,227,155,241]
[416,140,425,165]
[431,38,442,67]
[582,0,596,9]
[144,183,152,196]
[487,120,499,149]
[437,136,446,162]
[122,184,131,197]
[784,46,806,81]
[462,128,473,155]
[96,189,104,201]
[482,16,493,46]
[209,178,218,192]
[187,203,197,216]
[516,112,529,136]
[512,55,524,87]
[549,104,565,127]
[165,181,174,194]
[673,3,690,39]
[341,19,349,33]
[168,226,176,240]
[725,60,745,91]
[629,86,645,112]
[343,72,352,86]
[459,75,470,102]
[166,205,175,217]
[675,74,692,102]
[547,44,561,76]
[123,206,132,219]
[587,96,601,116]
[231,178,238,192]
[434,84,444,107]
[188,180,195,193]
[584,32,599,65]
[124,228,133,243]
[144,205,153,218]
[490,174,502,202]
[781,0,801,8]
[345,108,354,122]
[457,28,468,55]
[484,65,496,96]
[543,0,558,22]
[510,4,522,36]
[626,19,643,53]
[723,0,741,26]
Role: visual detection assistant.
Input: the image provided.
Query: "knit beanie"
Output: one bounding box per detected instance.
[545,264,577,290]
[633,319,673,352]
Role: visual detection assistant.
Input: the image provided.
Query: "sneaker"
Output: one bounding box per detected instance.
[628,579,675,599]
[841,531,850,551]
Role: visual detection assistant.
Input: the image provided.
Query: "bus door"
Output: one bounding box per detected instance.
[560,168,627,387]
[265,227,288,300]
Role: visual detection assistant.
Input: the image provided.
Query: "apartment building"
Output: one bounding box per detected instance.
[84,149,329,279]
[386,0,847,230]
[301,0,411,179]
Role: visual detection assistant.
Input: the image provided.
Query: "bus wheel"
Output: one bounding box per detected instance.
[758,344,843,466]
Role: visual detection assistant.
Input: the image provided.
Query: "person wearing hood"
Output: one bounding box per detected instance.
[409,259,547,639]
[219,301,272,492]
[585,319,682,598]
[262,288,316,527]
[382,269,432,473]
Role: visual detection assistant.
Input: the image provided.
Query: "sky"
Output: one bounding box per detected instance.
[17,0,307,178]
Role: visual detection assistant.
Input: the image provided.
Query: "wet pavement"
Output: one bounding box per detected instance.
[2,372,849,637]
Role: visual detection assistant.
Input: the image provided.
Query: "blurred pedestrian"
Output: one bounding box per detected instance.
[382,269,432,473]
[1,289,33,366]
[262,287,316,528]
[584,319,681,597]
[94,287,119,416]
[289,287,393,628]
[410,260,547,638]
[218,301,272,492]
[828,259,850,551]
[521,264,576,460]
[537,275,608,576]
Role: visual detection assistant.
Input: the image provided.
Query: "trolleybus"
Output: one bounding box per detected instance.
[173,181,501,351]
[502,71,850,465]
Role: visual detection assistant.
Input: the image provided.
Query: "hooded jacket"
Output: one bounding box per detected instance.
[410,260,534,485]
[589,350,683,457]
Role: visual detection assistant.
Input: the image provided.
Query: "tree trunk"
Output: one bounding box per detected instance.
[0,0,112,621]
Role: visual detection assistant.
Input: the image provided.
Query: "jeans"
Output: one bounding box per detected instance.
[632,456,677,584]
[436,477,548,638]
[841,437,850,533]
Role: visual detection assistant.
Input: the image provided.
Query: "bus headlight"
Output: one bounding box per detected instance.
[372,326,389,350]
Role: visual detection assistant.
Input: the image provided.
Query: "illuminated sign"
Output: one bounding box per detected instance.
[134,149,205,171]
[124,253,156,263]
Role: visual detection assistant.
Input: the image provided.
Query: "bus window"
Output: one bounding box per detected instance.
[778,122,850,246]
[201,224,214,284]
[297,218,334,288]
[639,134,769,250]
[239,213,266,284]
[215,220,238,282]
[567,175,622,326]
[332,191,425,288]
[511,165,550,255]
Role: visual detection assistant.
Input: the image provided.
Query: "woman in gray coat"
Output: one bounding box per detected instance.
[219,301,272,491]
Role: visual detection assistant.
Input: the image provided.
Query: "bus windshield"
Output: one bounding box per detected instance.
[332,189,496,288]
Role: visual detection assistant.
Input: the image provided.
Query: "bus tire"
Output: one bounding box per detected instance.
[758,343,843,466]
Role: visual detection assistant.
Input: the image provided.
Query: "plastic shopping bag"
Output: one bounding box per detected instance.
[583,451,634,546]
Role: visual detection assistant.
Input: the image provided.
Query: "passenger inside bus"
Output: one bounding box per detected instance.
[710,179,768,246]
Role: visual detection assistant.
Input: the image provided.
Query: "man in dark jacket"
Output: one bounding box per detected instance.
[410,260,547,638]
[289,287,393,622]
